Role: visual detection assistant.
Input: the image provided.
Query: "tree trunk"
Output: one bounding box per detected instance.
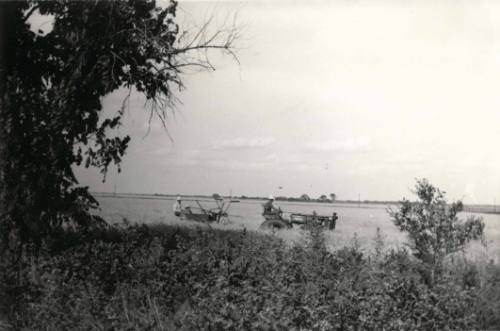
[0,2,19,250]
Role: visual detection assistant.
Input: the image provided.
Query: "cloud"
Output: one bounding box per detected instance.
[160,152,275,170]
[211,137,276,150]
[157,148,315,172]
[305,136,371,152]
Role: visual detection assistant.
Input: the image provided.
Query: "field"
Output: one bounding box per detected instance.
[96,195,500,262]
[3,195,500,329]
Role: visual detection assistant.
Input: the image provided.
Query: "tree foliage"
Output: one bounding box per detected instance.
[300,194,311,201]
[0,0,239,250]
[389,179,484,269]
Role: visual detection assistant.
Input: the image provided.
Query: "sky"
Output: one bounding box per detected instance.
[73,0,500,203]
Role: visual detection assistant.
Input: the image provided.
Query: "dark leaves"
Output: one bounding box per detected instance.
[389,179,485,282]
[1,0,182,248]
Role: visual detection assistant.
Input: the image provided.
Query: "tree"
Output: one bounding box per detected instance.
[0,0,239,250]
[300,194,311,201]
[330,193,336,202]
[389,179,484,279]
[318,194,328,202]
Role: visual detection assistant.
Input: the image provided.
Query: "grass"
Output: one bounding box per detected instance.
[97,196,500,263]
[1,221,500,330]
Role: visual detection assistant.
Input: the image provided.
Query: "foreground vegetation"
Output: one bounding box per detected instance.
[2,1,494,329]
[1,221,500,330]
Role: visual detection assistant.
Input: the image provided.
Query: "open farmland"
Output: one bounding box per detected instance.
[95,195,500,262]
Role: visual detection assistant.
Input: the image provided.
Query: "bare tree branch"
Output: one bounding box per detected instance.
[22,5,40,23]
[140,6,242,137]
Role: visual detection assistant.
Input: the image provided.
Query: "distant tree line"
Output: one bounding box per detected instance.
[274,193,336,203]
[226,193,336,203]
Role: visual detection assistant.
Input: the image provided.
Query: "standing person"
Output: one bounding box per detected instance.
[173,196,182,216]
[330,212,338,230]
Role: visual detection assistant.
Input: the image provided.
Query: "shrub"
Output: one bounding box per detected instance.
[389,179,484,281]
[0,222,494,330]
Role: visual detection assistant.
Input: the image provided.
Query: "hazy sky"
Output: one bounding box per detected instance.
[75,0,500,203]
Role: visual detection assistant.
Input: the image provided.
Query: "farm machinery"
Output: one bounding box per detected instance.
[177,195,236,224]
[260,208,338,230]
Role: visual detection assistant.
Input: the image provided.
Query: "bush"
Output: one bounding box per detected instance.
[389,179,484,282]
[0,222,496,330]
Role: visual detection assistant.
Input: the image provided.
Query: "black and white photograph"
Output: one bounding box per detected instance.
[1,0,500,329]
